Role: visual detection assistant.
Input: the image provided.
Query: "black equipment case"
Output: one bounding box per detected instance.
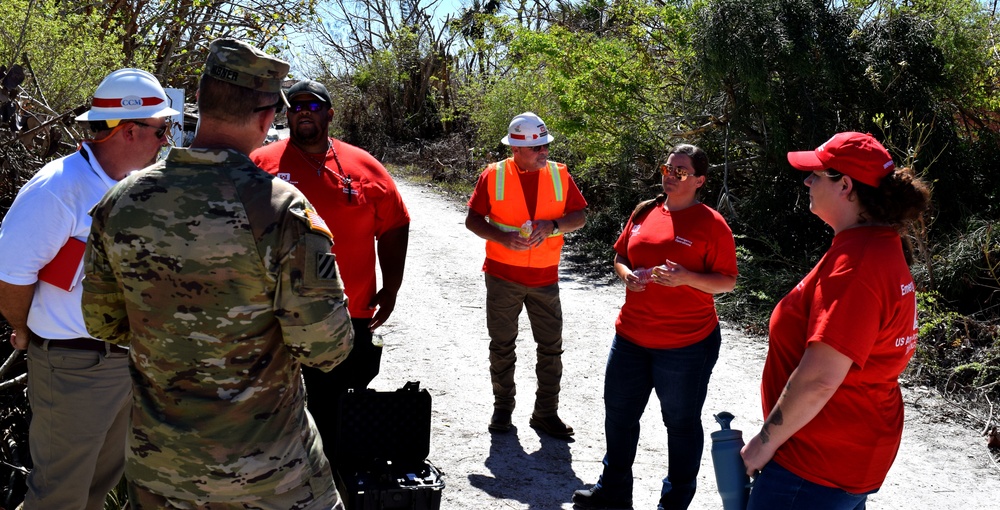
[335,381,444,510]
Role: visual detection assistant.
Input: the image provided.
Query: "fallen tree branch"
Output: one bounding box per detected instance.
[0,372,26,392]
[0,106,78,148]
[0,349,21,381]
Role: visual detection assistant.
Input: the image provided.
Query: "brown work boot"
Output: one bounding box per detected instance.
[529,413,574,439]
[489,409,513,432]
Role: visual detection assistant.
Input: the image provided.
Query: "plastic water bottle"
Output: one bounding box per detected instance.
[711,411,750,510]
[633,267,653,284]
[519,220,533,238]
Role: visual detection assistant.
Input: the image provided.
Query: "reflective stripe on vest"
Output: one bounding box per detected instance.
[495,160,563,203]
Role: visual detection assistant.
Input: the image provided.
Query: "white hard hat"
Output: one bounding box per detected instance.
[76,68,180,122]
[501,111,555,147]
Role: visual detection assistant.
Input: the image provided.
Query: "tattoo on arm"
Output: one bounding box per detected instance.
[770,408,784,426]
[760,408,784,444]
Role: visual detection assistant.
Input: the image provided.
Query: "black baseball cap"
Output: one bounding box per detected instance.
[286,79,331,106]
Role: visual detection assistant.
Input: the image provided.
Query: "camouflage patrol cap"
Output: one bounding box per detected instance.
[204,39,290,101]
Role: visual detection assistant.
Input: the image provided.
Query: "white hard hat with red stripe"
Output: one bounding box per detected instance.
[75,68,180,122]
[501,111,555,147]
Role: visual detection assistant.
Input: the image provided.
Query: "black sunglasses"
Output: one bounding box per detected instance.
[131,120,169,139]
[289,101,327,113]
[252,98,285,114]
[528,143,550,152]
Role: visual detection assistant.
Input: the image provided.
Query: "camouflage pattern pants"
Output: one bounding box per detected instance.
[484,273,564,417]
[127,472,345,510]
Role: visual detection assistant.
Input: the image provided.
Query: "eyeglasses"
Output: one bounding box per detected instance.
[252,98,285,114]
[289,101,326,113]
[132,120,169,139]
[528,144,550,153]
[660,164,691,181]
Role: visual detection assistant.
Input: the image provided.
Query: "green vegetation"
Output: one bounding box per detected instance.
[0,0,135,113]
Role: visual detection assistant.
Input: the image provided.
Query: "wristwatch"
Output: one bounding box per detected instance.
[551,220,560,234]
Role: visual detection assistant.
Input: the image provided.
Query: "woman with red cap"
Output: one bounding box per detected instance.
[741,132,931,509]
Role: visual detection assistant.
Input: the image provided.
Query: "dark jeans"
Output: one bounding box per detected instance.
[593,326,721,510]
[303,318,382,466]
[747,460,874,510]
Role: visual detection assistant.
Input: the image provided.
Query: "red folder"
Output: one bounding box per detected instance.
[38,237,86,291]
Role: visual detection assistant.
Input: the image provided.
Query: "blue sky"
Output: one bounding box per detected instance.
[282,0,468,76]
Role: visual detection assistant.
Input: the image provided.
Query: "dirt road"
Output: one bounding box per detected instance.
[369,178,999,509]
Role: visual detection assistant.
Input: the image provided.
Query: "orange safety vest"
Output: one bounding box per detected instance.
[485,158,569,268]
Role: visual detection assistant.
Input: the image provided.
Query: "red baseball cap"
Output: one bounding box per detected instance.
[787,132,895,187]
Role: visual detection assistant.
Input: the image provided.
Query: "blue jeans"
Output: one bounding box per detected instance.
[593,326,721,510]
[747,460,874,510]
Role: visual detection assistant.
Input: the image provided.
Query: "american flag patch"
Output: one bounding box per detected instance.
[316,253,339,280]
[304,208,332,238]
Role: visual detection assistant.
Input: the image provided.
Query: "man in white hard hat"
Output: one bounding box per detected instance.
[465,112,587,439]
[0,68,176,509]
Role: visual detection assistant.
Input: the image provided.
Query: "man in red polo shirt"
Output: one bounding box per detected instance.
[251,80,410,463]
[465,112,587,439]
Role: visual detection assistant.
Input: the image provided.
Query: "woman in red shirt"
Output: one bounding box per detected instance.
[573,144,738,510]
[741,132,931,510]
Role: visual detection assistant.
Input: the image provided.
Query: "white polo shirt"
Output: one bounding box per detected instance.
[0,143,118,339]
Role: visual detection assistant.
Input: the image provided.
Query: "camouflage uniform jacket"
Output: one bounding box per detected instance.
[82,147,354,502]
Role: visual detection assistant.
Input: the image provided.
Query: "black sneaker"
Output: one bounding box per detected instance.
[488,409,513,432]
[572,486,633,510]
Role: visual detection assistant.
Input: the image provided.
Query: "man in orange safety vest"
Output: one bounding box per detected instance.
[465,112,588,439]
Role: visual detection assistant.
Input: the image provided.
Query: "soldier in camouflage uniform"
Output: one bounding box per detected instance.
[82,39,354,510]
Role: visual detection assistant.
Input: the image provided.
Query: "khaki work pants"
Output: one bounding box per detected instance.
[484,273,564,417]
[23,339,130,510]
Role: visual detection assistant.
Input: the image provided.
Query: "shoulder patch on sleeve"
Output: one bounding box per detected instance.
[316,252,340,280]
[304,208,333,239]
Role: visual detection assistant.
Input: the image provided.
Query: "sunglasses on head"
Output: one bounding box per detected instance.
[252,98,285,115]
[289,101,327,113]
[132,120,170,139]
[660,164,691,181]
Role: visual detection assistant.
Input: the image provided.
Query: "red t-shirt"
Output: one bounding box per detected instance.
[251,138,410,318]
[763,226,918,493]
[467,161,588,287]
[613,202,738,348]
